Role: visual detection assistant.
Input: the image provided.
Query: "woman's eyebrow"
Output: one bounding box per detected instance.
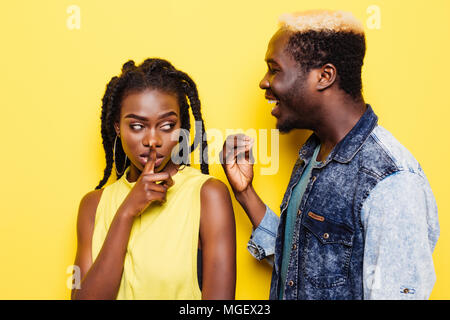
[157,111,178,120]
[124,112,178,121]
[124,114,148,121]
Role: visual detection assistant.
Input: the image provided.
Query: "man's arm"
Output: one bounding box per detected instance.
[361,171,440,299]
[236,184,279,264]
[220,134,279,263]
[247,204,279,264]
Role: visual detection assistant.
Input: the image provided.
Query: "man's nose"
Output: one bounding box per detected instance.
[259,73,270,90]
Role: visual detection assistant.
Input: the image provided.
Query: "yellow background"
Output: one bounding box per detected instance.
[0,0,449,299]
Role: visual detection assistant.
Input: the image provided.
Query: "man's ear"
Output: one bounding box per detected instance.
[316,63,337,91]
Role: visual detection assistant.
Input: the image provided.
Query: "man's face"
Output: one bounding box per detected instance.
[260,29,317,133]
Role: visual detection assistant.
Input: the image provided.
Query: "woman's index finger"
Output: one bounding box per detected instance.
[144,147,157,174]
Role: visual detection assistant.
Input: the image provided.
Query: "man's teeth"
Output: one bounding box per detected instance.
[267,100,280,112]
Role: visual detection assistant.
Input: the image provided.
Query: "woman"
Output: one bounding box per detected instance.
[71,58,236,299]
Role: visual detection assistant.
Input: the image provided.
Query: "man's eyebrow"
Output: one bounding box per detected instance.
[265,58,279,65]
[123,112,178,121]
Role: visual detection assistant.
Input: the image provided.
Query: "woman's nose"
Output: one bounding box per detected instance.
[142,129,162,148]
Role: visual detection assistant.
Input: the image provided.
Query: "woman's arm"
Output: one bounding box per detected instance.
[199,178,236,300]
[71,189,137,300]
[71,189,101,299]
[72,150,173,300]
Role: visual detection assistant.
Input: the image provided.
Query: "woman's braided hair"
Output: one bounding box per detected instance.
[95,58,208,190]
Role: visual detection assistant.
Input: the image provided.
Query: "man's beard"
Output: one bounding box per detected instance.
[277,116,299,133]
[276,74,309,133]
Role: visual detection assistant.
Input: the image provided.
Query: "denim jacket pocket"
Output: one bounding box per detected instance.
[301,212,354,289]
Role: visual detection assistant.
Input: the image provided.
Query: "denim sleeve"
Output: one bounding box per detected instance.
[361,171,440,300]
[247,205,279,264]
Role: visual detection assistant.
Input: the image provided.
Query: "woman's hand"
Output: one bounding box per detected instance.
[220,134,255,194]
[120,147,174,218]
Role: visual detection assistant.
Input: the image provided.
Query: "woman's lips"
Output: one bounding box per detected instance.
[139,155,164,168]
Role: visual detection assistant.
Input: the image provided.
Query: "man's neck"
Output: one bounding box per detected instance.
[313,98,366,162]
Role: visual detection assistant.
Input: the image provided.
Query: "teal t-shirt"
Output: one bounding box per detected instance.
[279,144,321,299]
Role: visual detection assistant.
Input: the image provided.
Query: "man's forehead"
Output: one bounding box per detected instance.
[265,29,292,62]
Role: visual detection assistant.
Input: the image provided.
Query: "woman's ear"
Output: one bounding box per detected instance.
[316,63,337,91]
[114,122,120,137]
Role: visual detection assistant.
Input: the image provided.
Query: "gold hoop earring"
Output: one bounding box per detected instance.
[113,135,128,175]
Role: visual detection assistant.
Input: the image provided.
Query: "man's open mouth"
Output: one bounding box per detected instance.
[266,98,281,118]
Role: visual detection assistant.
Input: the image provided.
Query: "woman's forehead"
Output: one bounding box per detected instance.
[120,89,180,118]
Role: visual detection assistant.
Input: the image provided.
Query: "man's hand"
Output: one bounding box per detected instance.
[220,134,255,194]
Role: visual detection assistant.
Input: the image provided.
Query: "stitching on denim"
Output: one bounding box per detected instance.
[302,209,355,232]
[333,116,378,164]
[258,225,277,238]
[360,166,384,180]
[369,131,401,172]
[301,227,353,289]
[335,128,376,164]
[247,242,266,260]
[290,213,303,299]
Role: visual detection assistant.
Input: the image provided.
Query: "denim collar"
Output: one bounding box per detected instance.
[298,104,378,165]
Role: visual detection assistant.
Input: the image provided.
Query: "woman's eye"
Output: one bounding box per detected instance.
[130,124,144,130]
[160,123,175,131]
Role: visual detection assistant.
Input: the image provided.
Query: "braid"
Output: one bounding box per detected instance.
[95,70,133,189]
[95,58,209,189]
[141,58,173,74]
[177,73,209,174]
[95,76,120,189]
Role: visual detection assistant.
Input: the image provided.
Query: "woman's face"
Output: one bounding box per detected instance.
[114,89,181,175]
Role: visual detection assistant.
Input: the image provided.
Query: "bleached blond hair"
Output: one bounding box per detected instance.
[276,10,366,98]
[279,10,364,34]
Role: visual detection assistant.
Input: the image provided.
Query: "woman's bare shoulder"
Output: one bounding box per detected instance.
[200,178,233,221]
[78,189,104,226]
[200,178,230,197]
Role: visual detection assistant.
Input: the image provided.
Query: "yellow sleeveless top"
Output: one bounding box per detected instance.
[91,166,212,300]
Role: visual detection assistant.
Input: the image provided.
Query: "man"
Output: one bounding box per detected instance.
[221,10,439,299]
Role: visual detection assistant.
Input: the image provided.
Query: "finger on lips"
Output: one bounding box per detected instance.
[144,146,157,174]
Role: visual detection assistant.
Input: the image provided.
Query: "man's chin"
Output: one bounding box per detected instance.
[276,120,296,134]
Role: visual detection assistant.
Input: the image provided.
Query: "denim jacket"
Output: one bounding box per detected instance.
[248,105,440,300]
